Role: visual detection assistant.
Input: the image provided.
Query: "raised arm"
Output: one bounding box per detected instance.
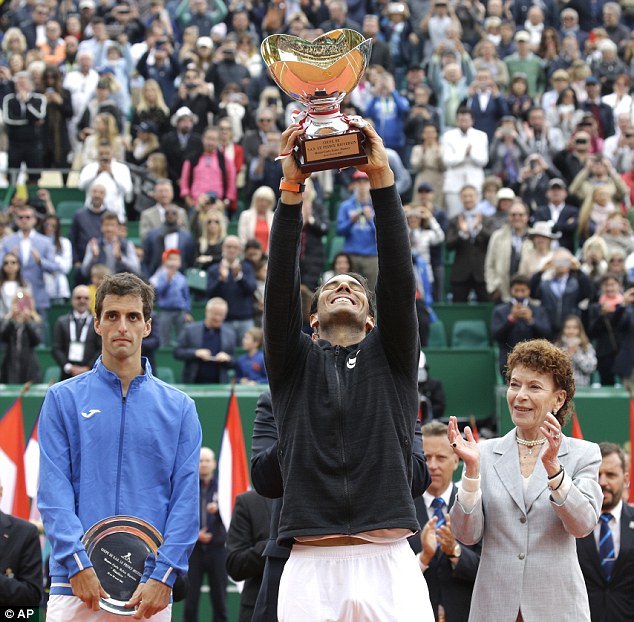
[262,125,311,385]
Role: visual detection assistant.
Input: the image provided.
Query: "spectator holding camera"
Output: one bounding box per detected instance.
[131,79,171,139]
[598,212,634,257]
[170,65,214,135]
[488,117,530,188]
[553,129,594,188]
[247,130,283,202]
[0,289,42,383]
[462,68,509,141]
[78,141,133,223]
[137,36,181,105]
[529,247,593,333]
[365,71,410,162]
[140,178,189,240]
[181,126,238,211]
[606,119,634,174]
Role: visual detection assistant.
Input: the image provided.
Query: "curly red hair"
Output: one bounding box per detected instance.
[505,339,575,425]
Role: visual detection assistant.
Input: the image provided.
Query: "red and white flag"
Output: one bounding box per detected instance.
[24,417,40,520]
[217,389,250,530]
[0,398,29,519]
[570,412,584,440]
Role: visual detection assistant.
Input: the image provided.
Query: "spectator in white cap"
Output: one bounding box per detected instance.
[159,106,203,196]
[519,221,561,277]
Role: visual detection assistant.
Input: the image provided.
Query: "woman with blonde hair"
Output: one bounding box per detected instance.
[79,112,124,167]
[0,28,27,65]
[580,234,609,286]
[236,33,263,78]
[577,185,618,244]
[556,315,597,387]
[195,208,227,270]
[130,79,171,138]
[238,185,276,253]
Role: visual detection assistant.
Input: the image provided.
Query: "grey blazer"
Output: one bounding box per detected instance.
[450,430,602,622]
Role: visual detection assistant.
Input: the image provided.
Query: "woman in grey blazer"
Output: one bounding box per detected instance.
[448,339,602,622]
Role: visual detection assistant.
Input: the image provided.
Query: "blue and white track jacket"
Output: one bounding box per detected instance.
[38,357,202,595]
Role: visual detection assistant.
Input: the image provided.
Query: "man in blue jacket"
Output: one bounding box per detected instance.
[38,272,202,621]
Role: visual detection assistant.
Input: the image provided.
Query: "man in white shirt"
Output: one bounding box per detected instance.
[78,142,133,222]
[442,107,489,219]
[577,442,634,622]
[63,50,99,154]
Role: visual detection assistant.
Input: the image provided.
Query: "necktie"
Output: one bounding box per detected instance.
[431,497,446,528]
[599,512,616,581]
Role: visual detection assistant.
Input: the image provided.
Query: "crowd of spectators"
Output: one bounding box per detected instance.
[1,0,634,387]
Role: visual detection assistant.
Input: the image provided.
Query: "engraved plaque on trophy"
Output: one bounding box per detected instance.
[261,29,373,173]
[81,516,163,616]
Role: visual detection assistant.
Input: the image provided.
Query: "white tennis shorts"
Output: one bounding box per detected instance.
[46,595,172,621]
[277,539,434,622]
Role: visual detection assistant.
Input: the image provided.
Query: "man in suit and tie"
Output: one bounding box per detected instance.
[577,442,634,622]
[0,477,42,607]
[409,420,480,622]
[174,297,236,383]
[532,178,579,253]
[52,285,101,381]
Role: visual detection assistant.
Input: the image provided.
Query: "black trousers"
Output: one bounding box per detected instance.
[251,556,286,622]
[183,542,227,622]
[451,277,489,303]
[8,141,43,183]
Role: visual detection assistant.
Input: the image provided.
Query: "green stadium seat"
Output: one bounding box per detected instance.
[428,320,448,348]
[186,268,208,292]
[451,319,490,349]
[43,366,60,384]
[157,367,175,384]
[56,200,84,221]
[327,236,345,265]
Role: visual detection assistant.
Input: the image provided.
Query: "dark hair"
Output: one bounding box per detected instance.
[600,272,622,287]
[245,238,263,251]
[421,420,448,437]
[43,214,62,253]
[0,252,27,288]
[101,211,119,224]
[555,87,578,108]
[456,106,473,118]
[510,273,531,288]
[95,272,154,321]
[309,272,376,318]
[330,251,353,273]
[599,441,626,472]
[505,339,575,425]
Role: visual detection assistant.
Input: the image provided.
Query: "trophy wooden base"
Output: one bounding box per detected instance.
[296,129,368,173]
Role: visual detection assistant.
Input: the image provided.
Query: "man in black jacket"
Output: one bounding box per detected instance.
[2,72,46,184]
[0,479,42,607]
[491,274,552,376]
[263,122,433,621]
